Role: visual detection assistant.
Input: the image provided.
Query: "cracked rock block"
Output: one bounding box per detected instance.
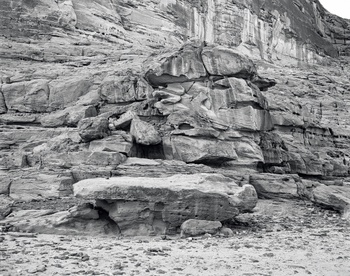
[74,173,258,236]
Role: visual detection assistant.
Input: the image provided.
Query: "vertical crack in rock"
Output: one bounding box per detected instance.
[0,87,8,113]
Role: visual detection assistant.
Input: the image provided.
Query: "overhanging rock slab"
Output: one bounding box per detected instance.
[74,173,257,235]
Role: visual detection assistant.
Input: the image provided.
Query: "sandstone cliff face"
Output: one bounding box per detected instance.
[1,0,349,64]
[1,0,350,216]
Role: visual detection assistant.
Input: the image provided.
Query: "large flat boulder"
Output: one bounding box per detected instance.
[311,184,350,212]
[249,174,307,199]
[74,173,257,235]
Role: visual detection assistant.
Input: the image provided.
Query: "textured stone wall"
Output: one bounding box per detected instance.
[1,0,349,63]
[0,0,350,205]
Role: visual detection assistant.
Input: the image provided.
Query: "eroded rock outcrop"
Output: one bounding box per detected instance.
[0,0,350,229]
[311,184,350,212]
[74,173,258,235]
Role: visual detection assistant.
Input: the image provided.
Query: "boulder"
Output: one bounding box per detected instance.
[74,173,258,235]
[9,173,75,201]
[112,110,137,129]
[1,207,118,235]
[89,135,133,155]
[1,80,50,112]
[220,227,234,237]
[0,113,38,124]
[180,219,222,237]
[145,43,207,86]
[48,76,93,110]
[0,172,11,195]
[78,117,109,142]
[311,184,350,212]
[249,174,307,199]
[213,77,268,109]
[41,105,97,127]
[163,136,238,164]
[100,75,152,104]
[0,195,13,219]
[201,46,257,79]
[43,151,127,168]
[152,90,182,104]
[130,118,161,145]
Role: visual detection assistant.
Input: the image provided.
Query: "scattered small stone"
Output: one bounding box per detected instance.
[202,233,212,239]
[263,253,275,257]
[81,254,90,261]
[27,265,46,274]
[220,227,234,237]
[113,261,123,270]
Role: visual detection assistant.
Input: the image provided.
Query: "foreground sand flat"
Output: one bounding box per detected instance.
[1,200,349,276]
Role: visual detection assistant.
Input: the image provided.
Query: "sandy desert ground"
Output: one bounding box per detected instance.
[1,199,349,276]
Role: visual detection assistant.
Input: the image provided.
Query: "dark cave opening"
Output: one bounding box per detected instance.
[130,143,165,159]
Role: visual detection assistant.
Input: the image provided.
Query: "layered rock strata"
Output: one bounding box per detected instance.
[0,0,350,225]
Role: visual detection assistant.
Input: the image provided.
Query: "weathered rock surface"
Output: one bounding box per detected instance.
[180,219,222,237]
[8,172,75,201]
[1,204,118,235]
[41,105,97,127]
[1,200,349,276]
[0,195,13,219]
[249,174,307,199]
[0,0,350,234]
[89,135,133,155]
[163,136,238,163]
[78,117,110,142]
[130,118,162,145]
[202,46,257,78]
[311,184,350,212]
[74,173,258,235]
